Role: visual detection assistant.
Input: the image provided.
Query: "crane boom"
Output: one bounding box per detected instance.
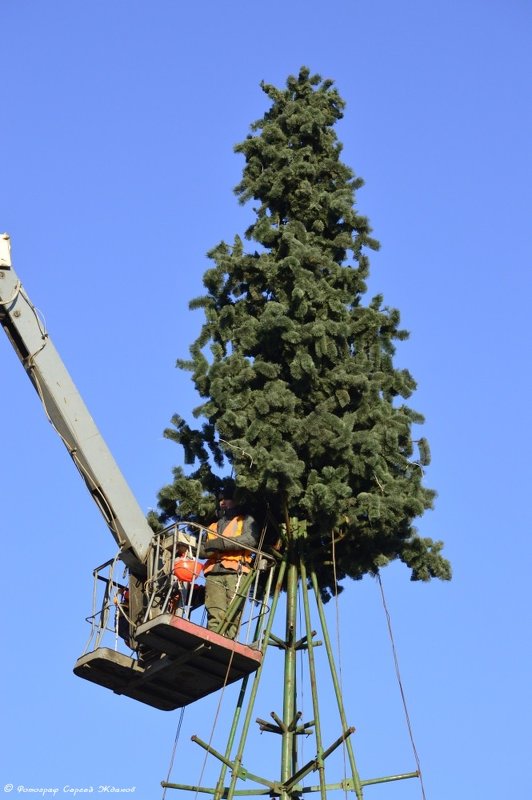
[0,233,152,572]
[1,232,266,711]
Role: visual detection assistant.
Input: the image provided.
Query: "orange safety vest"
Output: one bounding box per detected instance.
[203,516,253,575]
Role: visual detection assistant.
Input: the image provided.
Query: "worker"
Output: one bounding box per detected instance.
[116,588,131,648]
[200,480,259,640]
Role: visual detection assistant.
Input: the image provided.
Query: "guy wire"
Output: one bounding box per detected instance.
[376,572,427,800]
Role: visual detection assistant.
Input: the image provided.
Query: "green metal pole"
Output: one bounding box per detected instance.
[281,564,299,783]
[299,559,327,800]
[213,671,252,800]
[310,569,364,800]
[281,558,299,796]
[225,558,288,800]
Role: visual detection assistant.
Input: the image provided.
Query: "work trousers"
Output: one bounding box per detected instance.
[204,571,243,640]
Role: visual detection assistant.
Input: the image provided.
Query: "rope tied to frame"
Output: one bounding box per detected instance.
[376,573,427,800]
[161,708,186,800]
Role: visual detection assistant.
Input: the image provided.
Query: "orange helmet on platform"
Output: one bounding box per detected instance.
[173,557,203,583]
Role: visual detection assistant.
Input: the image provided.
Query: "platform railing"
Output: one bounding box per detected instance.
[81,556,130,654]
[80,521,277,656]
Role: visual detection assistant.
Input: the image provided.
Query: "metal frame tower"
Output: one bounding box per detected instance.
[162,522,420,800]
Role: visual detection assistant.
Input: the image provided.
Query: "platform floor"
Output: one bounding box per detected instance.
[73,615,262,710]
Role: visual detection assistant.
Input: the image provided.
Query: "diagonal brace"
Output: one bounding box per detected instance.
[281,727,356,793]
[191,736,277,791]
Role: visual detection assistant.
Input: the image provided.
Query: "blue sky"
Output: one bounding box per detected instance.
[2,1,531,798]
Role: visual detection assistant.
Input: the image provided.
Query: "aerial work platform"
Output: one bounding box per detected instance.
[73,614,262,711]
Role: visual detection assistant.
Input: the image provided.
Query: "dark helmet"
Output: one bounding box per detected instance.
[218,478,237,501]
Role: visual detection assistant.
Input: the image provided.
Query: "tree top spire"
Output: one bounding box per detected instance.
[153,68,451,598]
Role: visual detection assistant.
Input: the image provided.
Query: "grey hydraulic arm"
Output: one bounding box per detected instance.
[0,234,153,573]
